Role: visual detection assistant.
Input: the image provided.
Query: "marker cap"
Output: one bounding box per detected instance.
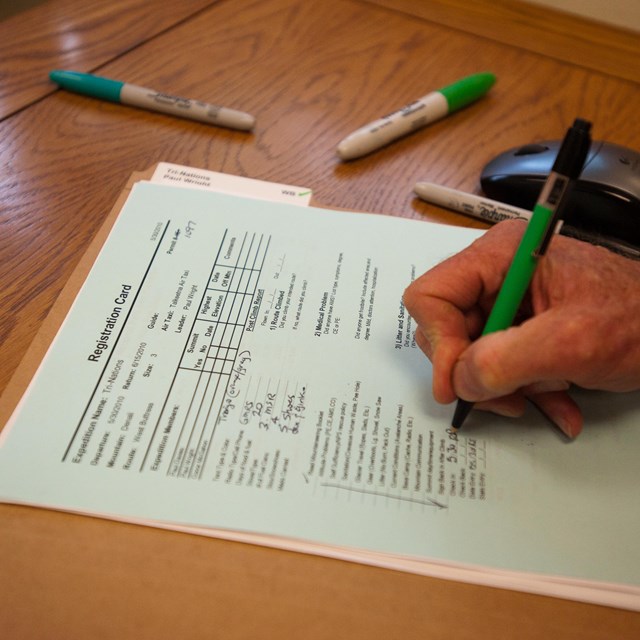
[49,70,124,103]
[437,72,496,113]
[552,118,592,179]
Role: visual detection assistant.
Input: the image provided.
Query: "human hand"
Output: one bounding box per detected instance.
[403,220,640,438]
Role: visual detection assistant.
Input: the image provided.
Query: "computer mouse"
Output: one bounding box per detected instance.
[480,140,640,247]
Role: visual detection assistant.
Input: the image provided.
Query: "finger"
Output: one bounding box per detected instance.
[405,225,523,327]
[452,309,600,401]
[462,388,582,439]
[523,380,570,394]
[528,390,583,439]
[416,325,528,414]
[474,393,527,418]
[414,326,432,359]
[464,306,488,342]
[415,327,468,404]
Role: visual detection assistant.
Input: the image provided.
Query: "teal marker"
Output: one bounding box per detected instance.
[336,72,496,160]
[451,118,593,431]
[49,70,255,131]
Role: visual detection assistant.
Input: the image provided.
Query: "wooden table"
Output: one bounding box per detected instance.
[1,1,639,637]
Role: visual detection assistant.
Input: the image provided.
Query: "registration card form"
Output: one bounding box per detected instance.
[1,182,638,609]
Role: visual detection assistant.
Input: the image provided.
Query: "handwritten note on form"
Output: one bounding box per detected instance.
[0,181,638,610]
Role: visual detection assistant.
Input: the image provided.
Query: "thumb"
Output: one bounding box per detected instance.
[452,310,581,402]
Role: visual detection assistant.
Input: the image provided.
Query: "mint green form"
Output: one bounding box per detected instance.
[0,183,639,610]
[437,72,496,112]
[49,70,124,102]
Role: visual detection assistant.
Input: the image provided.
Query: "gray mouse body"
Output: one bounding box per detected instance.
[480,140,640,247]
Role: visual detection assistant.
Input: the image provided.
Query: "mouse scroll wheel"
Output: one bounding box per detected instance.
[514,144,550,156]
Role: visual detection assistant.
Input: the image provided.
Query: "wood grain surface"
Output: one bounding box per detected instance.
[0,0,216,118]
[2,0,638,400]
[370,0,640,82]
[1,0,639,637]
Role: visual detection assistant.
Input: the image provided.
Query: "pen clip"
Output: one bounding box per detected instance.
[533,216,564,258]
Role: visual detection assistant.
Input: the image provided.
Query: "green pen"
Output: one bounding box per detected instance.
[336,72,496,160]
[451,118,593,431]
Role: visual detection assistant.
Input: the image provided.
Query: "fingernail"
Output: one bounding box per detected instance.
[555,415,578,440]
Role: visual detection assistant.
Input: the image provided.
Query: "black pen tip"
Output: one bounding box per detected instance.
[451,400,473,431]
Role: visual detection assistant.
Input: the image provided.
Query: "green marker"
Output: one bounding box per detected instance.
[451,118,593,431]
[336,72,496,160]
